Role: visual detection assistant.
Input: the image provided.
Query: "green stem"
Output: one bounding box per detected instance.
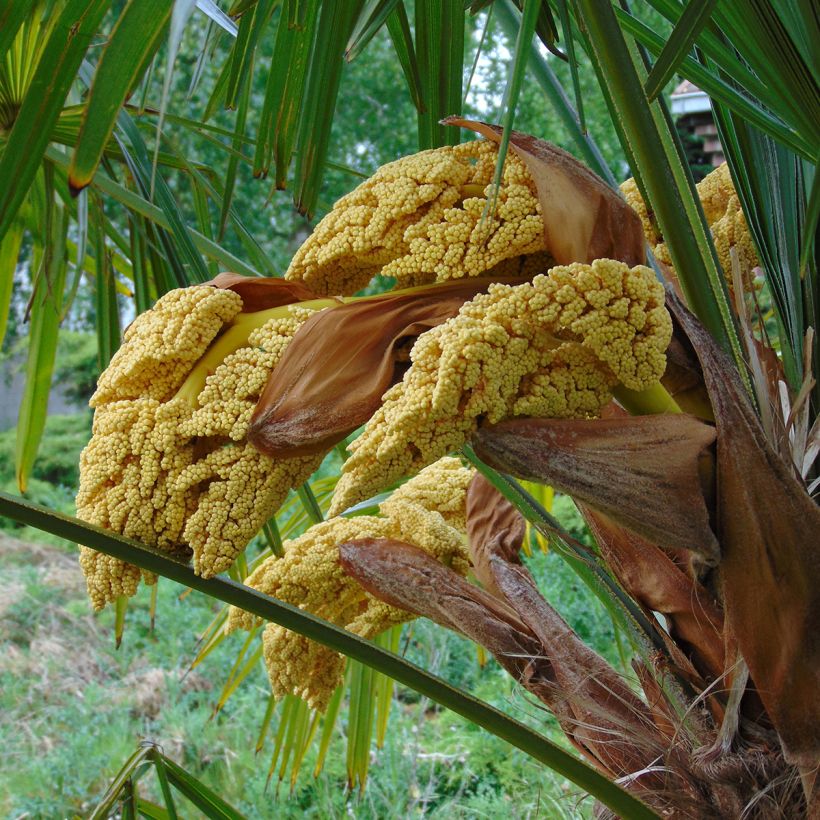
[495,0,617,188]
[613,381,681,415]
[297,482,324,524]
[175,299,338,404]
[0,490,659,820]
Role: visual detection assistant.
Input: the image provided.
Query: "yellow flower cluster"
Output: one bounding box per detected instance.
[699,165,758,288]
[78,397,195,607]
[330,260,671,514]
[227,458,472,710]
[77,288,323,610]
[380,455,472,533]
[91,286,243,404]
[621,164,759,292]
[285,140,547,295]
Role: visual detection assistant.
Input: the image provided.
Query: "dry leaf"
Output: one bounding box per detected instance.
[340,538,666,783]
[338,537,536,659]
[465,472,525,597]
[472,413,719,562]
[443,118,645,267]
[248,278,523,458]
[206,272,323,310]
[667,289,820,770]
[581,506,725,682]
[487,555,668,783]
[632,660,686,746]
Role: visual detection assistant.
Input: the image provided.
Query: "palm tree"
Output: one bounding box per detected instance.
[0,1,816,816]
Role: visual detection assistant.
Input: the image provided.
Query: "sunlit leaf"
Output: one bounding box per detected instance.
[0,0,112,241]
[69,0,173,193]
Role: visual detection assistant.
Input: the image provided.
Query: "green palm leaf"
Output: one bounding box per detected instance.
[0,489,660,820]
[69,0,173,193]
[0,0,111,241]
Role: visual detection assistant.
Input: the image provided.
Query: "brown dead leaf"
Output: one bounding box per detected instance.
[207,272,322,310]
[581,506,725,682]
[472,413,719,562]
[248,278,523,458]
[633,660,684,746]
[487,555,667,782]
[340,538,665,782]
[338,537,539,664]
[443,118,645,267]
[667,288,820,770]
[466,472,525,597]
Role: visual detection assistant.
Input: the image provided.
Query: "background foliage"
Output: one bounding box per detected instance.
[0,0,817,816]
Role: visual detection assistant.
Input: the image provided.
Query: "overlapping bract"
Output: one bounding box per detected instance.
[77,287,324,609]
[330,259,672,514]
[226,458,472,710]
[621,163,759,293]
[285,140,549,295]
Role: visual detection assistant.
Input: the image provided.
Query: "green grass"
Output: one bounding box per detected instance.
[0,414,613,817]
[0,531,608,818]
[0,412,91,546]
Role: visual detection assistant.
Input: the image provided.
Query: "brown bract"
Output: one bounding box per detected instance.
[206,272,323,311]
[472,413,719,562]
[667,288,820,771]
[581,506,725,683]
[465,472,525,598]
[248,277,524,458]
[339,538,669,788]
[443,118,645,267]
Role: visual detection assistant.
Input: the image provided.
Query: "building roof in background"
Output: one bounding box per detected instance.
[672,80,701,96]
[670,81,711,115]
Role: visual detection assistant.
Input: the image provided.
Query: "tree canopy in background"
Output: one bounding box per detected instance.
[0,1,817,818]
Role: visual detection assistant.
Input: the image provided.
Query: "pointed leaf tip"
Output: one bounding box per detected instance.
[68,178,90,198]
